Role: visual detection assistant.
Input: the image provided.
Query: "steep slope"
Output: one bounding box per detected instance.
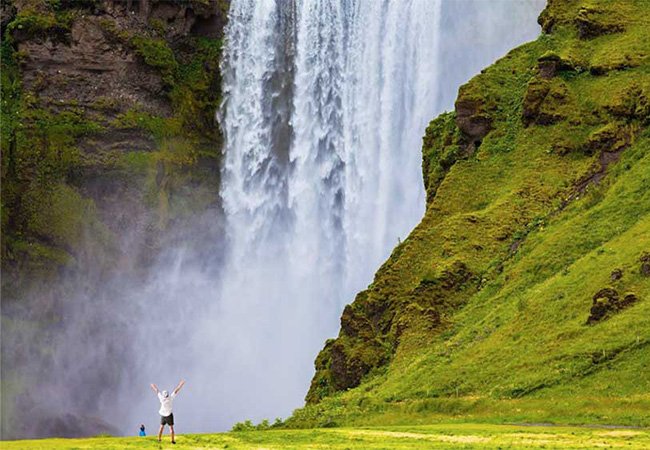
[295,0,650,427]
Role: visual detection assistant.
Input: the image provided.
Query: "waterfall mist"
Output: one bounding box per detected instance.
[1,0,545,438]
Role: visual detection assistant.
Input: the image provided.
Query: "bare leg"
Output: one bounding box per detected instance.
[170,425,175,443]
[158,424,164,441]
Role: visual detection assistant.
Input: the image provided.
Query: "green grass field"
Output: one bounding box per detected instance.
[3,424,649,450]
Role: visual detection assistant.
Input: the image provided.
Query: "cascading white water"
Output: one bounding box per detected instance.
[199,0,548,428]
[219,0,444,299]
[339,1,442,294]
[210,0,445,425]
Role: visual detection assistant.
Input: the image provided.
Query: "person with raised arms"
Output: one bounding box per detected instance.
[150,379,185,444]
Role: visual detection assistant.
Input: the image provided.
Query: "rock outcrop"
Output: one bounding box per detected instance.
[2,0,228,286]
[588,288,637,324]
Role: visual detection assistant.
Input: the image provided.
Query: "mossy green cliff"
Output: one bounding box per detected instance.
[1,0,228,297]
[298,0,650,427]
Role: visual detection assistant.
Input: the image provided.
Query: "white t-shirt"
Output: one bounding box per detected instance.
[158,391,176,416]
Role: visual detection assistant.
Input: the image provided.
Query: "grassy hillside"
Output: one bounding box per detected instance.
[297,0,650,427]
[4,424,650,450]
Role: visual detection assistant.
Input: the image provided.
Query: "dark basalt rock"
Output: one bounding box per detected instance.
[0,1,16,34]
[329,340,384,392]
[340,305,359,338]
[339,292,384,340]
[642,263,650,277]
[330,342,354,390]
[621,294,638,308]
[536,0,569,35]
[522,78,551,127]
[537,8,556,35]
[584,123,631,156]
[537,51,577,79]
[456,99,492,141]
[455,86,493,147]
[522,77,569,127]
[575,7,625,40]
[537,0,579,35]
[588,288,619,324]
[306,260,474,404]
[640,252,650,277]
[396,261,474,340]
[587,288,638,324]
[611,268,623,281]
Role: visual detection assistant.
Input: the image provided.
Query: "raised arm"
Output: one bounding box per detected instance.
[150,383,159,394]
[173,379,185,395]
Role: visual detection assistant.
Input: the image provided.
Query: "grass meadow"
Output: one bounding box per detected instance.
[3,423,650,450]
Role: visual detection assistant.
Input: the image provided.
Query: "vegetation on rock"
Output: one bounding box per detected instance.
[1,0,228,293]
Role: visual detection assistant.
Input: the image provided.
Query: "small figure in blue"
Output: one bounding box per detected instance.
[139,424,146,436]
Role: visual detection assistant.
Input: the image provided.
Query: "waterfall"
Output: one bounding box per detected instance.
[79,0,545,434]
[197,0,545,428]
[209,0,444,424]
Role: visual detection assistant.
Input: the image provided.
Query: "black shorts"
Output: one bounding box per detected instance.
[160,413,174,426]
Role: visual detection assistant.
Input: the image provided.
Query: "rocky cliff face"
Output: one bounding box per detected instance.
[1,0,227,299]
[1,0,227,438]
[300,0,650,426]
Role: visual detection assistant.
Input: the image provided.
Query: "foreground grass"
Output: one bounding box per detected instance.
[4,424,650,450]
